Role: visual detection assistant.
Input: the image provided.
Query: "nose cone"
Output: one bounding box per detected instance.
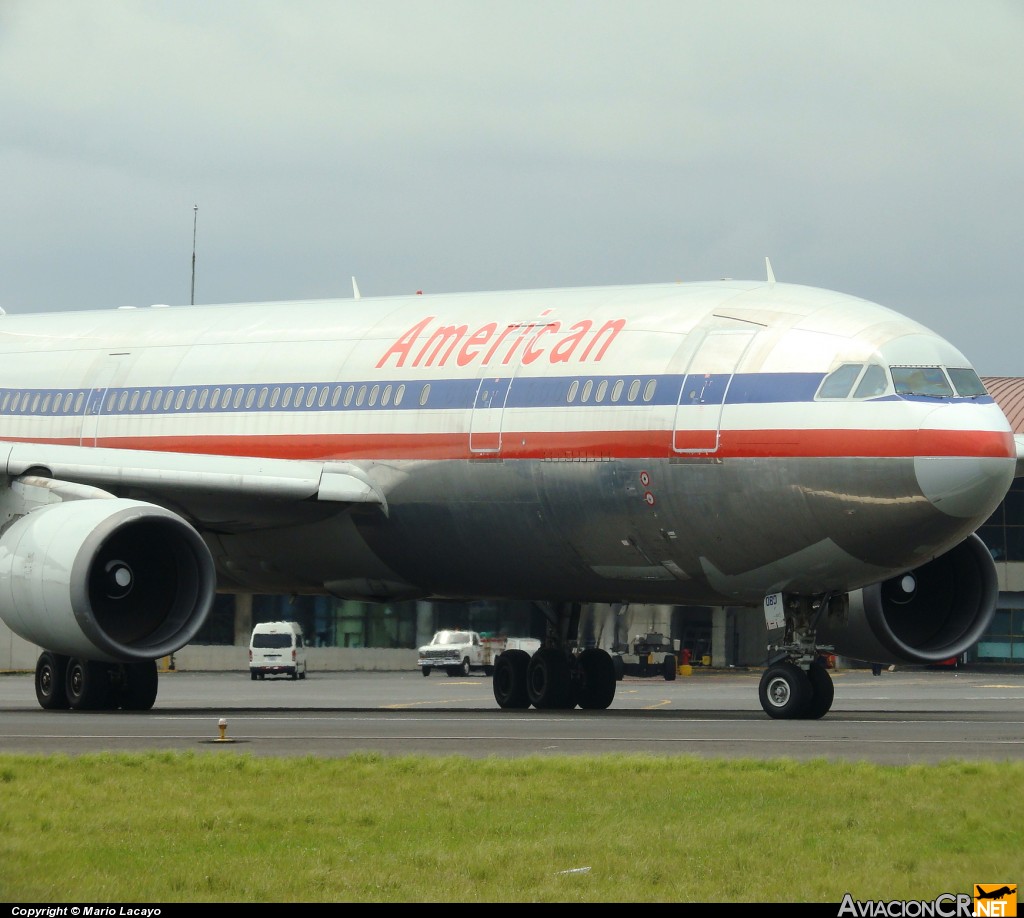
[915,403,1016,520]
[915,455,1013,519]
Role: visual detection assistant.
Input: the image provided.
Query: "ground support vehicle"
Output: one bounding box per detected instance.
[613,633,679,681]
[418,631,539,677]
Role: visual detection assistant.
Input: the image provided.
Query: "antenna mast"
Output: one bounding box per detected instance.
[190,204,198,305]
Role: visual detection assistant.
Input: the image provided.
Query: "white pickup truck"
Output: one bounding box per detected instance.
[417,630,540,677]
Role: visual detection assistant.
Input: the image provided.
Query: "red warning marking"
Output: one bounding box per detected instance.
[644,491,655,506]
[639,471,650,487]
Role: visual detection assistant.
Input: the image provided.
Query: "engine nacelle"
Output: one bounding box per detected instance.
[818,534,998,665]
[0,498,216,662]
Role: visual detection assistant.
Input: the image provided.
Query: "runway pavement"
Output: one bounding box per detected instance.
[1,666,1023,764]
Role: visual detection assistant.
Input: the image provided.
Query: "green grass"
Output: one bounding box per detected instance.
[1,751,1021,902]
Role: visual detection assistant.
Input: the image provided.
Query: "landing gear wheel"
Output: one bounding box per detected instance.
[493,649,530,709]
[803,657,835,720]
[527,647,575,709]
[66,658,113,711]
[758,661,811,720]
[662,654,677,681]
[35,652,70,710]
[117,660,159,711]
[575,648,616,710]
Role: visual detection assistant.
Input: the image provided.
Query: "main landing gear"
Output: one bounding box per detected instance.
[758,593,836,720]
[34,650,159,711]
[491,602,618,711]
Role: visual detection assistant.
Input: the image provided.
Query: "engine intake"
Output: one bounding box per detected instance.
[818,534,998,665]
[0,498,216,662]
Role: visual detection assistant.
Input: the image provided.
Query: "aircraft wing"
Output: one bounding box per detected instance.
[0,440,386,529]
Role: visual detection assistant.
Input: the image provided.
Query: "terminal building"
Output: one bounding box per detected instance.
[2,380,1023,671]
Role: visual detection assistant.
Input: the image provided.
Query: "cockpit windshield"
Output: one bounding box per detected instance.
[946,368,988,397]
[891,366,954,398]
[816,363,890,400]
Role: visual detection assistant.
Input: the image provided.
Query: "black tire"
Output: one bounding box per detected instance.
[118,660,159,711]
[803,657,835,720]
[458,657,470,677]
[251,670,258,681]
[35,652,70,711]
[299,668,306,680]
[527,647,574,709]
[66,658,113,711]
[291,669,298,681]
[483,666,494,676]
[576,648,617,710]
[662,654,677,681]
[758,661,811,720]
[421,666,432,677]
[492,648,530,709]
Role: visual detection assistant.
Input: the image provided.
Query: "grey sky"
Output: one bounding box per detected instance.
[1,0,1021,374]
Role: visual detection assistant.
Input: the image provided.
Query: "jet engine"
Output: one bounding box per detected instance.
[818,534,998,665]
[0,498,216,662]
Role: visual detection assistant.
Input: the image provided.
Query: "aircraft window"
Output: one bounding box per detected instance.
[270,387,281,408]
[331,386,341,407]
[395,384,405,406]
[381,384,392,407]
[187,389,197,410]
[567,380,579,403]
[611,380,624,402]
[343,385,354,407]
[948,368,988,397]
[129,391,140,411]
[817,363,862,399]
[115,392,125,412]
[223,387,233,408]
[0,393,9,412]
[233,388,245,409]
[257,387,268,408]
[595,380,608,403]
[210,388,220,409]
[103,392,113,412]
[63,393,74,413]
[294,386,305,407]
[41,393,51,413]
[10,393,20,412]
[282,386,293,407]
[245,388,255,409]
[369,385,380,407]
[307,386,318,408]
[628,379,641,402]
[643,379,657,402]
[74,392,84,413]
[891,366,954,398]
[172,390,183,410]
[419,384,430,406]
[581,380,593,403]
[318,386,329,408]
[356,385,367,406]
[153,390,164,411]
[853,364,889,398]
[51,395,61,414]
[140,391,151,412]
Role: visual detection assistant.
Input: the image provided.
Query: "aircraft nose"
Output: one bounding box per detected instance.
[914,405,1015,520]
[915,455,1013,519]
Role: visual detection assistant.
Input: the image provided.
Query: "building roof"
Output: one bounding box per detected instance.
[982,377,1024,433]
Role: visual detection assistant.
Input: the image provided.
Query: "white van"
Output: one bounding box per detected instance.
[249,621,308,681]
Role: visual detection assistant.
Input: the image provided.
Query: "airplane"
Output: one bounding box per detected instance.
[0,259,1020,719]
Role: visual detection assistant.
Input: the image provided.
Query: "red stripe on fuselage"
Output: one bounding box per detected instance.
[15,428,1015,462]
